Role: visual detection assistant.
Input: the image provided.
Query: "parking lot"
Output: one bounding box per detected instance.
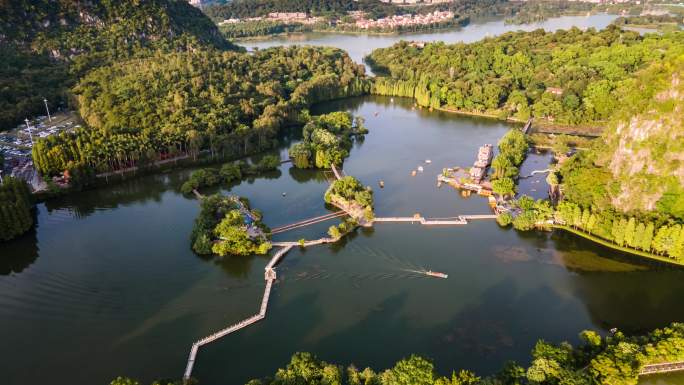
[1,111,81,190]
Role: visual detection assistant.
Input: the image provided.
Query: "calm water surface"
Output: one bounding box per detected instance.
[1,96,683,385]
[241,14,618,72]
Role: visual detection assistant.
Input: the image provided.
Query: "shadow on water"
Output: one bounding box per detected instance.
[0,226,39,275]
[288,167,329,184]
[43,171,190,218]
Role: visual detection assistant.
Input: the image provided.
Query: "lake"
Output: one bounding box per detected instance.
[2,96,684,385]
[240,14,619,72]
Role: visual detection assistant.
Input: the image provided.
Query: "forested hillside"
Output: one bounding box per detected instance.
[205,0,402,20]
[204,0,511,21]
[0,0,236,130]
[368,27,684,125]
[559,54,684,220]
[32,46,369,175]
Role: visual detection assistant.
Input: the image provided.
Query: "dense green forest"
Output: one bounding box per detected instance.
[204,0,408,21]
[368,28,684,125]
[219,20,312,39]
[31,46,369,176]
[503,0,594,25]
[112,322,684,385]
[204,0,514,22]
[490,129,529,198]
[288,111,367,169]
[542,52,684,259]
[0,177,33,241]
[0,0,235,131]
[190,194,271,256]
[0,47,70,130]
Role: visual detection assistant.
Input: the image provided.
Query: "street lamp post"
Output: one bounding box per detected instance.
[43,98,52,122]
[24,118,34,146]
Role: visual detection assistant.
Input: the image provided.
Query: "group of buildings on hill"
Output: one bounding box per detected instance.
[354,10,455,29]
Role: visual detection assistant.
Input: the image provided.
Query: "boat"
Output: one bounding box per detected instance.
[425,159,432,164]
[379,180,385,188]
[417,166,424,172]
[425,270,448,279]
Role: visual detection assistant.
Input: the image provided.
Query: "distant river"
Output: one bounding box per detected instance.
[2,96,684,385]
[239,14,619,72]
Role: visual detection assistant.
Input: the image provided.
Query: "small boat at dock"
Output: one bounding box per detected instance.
[425,270,448,279]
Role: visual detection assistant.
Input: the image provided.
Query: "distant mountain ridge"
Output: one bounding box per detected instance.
[0,0,236,62]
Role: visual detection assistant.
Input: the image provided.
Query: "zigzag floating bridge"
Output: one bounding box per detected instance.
[182,165,505,382]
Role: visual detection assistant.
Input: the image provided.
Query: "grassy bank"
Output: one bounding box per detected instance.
[553,224,684,267]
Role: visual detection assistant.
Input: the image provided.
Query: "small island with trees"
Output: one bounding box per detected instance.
[288,111,367,169]
[324,175,374,226]
[190,194,271,257]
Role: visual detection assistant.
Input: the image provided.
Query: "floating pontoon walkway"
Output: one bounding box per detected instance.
[373,214,496,226]
[183,245,293,381]
[270,212,347,234]
[640,361,684,375]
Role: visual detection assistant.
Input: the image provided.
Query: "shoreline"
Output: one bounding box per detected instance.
[401,98,605,135]
[553,225,684,267]
[233,23,465,42]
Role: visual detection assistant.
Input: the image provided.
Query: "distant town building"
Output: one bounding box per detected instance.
[187,0,204,7]
[354,11,454,30]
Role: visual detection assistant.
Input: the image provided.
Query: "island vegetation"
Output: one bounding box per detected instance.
[490,129,529,198]
[112,322,684,385]
[180,156,280,195]
[0,177,33,241]
[288,111,367,169]
[190,194,271,257]
[324,176,374,223]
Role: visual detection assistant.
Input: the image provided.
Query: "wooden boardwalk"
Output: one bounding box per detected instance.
[331,164,344,180]
[373,214,496,226]
[640,361,684,375]
[183,245,292,381]
[522,118,533,134]
[271,212,347,234]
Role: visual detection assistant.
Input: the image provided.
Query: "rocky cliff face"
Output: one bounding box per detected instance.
[599,62,684,214]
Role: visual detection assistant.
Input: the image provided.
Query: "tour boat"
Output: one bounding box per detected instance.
[425,270,448,279]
